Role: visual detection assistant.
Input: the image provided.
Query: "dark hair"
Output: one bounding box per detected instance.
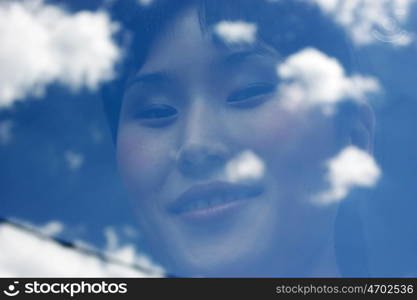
[101,0,354,140]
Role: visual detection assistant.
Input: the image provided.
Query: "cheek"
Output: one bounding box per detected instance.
[225,101,310,153]
[225,101,338,172]
[116,126,175,194]
[246,105,299,147]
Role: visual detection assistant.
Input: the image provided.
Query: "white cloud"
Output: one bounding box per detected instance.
[0,0,120,108]
[0,120,14,145]
[38,220,63,236]
[277,48,380,114]
[104,227,119,251]
[214,21,257,44]
[225,150,265,183]
[65,151,84,171]
[102,227,162,274]
[314,146,381,204]
[308,0,416,46]
[0,221,164,277]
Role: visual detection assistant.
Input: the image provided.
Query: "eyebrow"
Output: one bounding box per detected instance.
[124,42,280,92]
[221,44,280,66]
[125,71,169,91]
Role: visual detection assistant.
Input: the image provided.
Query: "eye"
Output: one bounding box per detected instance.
[135,104,178,127]
[227,83,276,108]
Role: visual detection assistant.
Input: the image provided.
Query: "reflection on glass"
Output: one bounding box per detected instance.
[0,0,416,278]
[109,0,378,277]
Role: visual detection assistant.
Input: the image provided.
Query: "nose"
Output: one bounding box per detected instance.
[176,99,230,178]
[177,143,230,178]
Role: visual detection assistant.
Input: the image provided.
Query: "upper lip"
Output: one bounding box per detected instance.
[166,180,264,215]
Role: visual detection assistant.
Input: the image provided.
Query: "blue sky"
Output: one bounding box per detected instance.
[0,0,416,277]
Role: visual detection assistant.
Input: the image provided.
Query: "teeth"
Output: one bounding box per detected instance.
[180,192,248,213]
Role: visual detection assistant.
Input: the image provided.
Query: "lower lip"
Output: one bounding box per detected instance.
[174,196,256,223]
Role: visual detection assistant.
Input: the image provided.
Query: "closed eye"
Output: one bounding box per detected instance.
[227,83,276,107]
[136,104,178,127]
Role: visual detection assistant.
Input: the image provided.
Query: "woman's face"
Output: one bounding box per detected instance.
[117,7,342,276]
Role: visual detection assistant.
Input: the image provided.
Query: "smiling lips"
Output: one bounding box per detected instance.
[166,180,264,220]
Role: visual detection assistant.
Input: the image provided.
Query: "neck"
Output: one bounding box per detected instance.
[272,233,341,277]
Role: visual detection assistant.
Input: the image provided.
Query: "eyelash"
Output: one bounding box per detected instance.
[135,83,275,127]
[226,83,275,107]
[135,104,178,128]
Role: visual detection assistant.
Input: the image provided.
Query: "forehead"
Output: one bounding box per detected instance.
[138,6,215,75]
[137,6,275,78]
